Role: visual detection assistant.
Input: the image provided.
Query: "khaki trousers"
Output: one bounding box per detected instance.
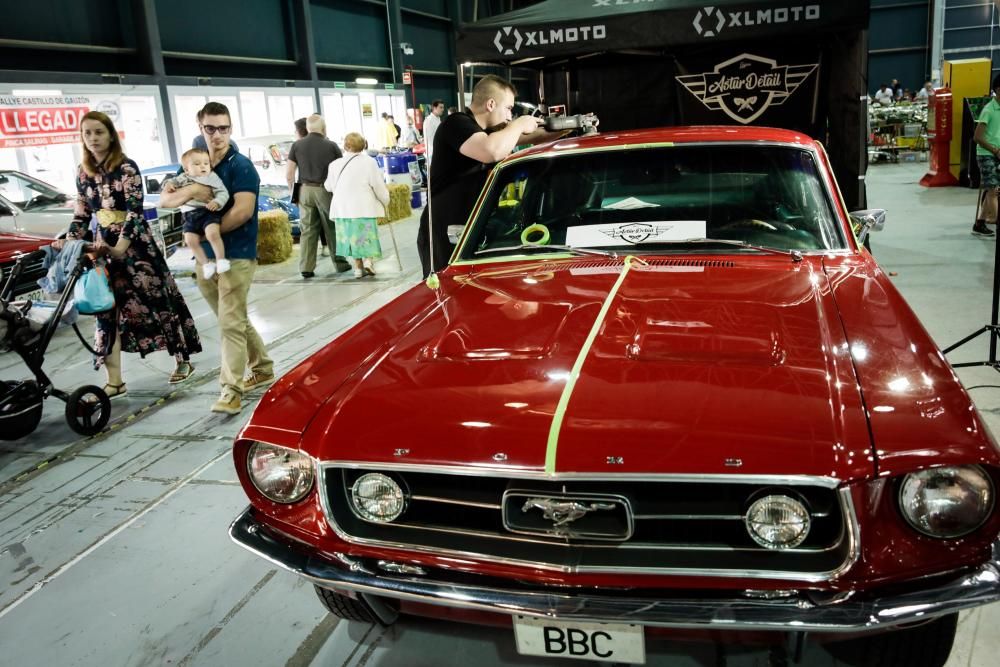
[196,258,273,395]
[298,185,336,273]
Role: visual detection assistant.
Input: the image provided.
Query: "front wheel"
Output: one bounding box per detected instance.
[314,585,398,626]
[65,385,111,436]
[826,612,958,667]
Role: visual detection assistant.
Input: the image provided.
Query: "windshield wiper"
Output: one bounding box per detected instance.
[474,244,619,259]
[638,238,804,262]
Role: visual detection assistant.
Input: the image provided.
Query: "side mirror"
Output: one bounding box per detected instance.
[849,209,886,244]
[447,225,464,244]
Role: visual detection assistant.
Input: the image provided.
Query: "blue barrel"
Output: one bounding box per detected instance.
[384,151,419,190]
[384,151,414,176]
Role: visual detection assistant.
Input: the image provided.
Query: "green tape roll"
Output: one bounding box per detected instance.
[521,223,550,246]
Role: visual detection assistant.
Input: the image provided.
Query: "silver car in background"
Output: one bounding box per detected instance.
[0,170,74,238]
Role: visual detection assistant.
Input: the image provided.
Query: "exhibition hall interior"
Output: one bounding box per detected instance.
[4,1,1000,665]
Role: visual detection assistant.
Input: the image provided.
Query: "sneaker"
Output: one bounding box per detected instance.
[216,258,231,274]
[243,371,276,391]
[353,268,364,279]
[203,262,217,279]
[972,221,995,237]
[211,389,241,415]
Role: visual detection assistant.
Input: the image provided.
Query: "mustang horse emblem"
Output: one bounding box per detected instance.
[522,498,617,527]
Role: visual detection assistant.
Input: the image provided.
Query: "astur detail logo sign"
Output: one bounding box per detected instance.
[675,53,818,124]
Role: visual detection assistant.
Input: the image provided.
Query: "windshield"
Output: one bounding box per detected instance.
[457,144,844,260]
[0,171,70,211]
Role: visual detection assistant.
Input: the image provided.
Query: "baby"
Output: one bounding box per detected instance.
[163,148,230,278]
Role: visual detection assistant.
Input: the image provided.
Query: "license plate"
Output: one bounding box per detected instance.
[513,615,645,664]
[19,289,44,302]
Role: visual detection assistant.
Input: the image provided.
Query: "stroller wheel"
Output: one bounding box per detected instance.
[65,385,112,436]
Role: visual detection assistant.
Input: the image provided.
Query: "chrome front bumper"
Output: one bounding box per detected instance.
[230,507,1000,633]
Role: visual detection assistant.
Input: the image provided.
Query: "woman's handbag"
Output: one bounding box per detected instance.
[74,264,115,314]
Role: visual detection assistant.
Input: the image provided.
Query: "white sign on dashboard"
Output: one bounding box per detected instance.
[565,221,707,247]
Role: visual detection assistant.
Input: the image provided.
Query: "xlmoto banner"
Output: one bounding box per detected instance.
[0,95,122,148]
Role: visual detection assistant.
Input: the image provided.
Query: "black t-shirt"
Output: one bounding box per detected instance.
[288,133,342,183]
[428,110,496,226]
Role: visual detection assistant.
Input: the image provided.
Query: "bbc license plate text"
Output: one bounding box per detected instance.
[513,615,645,664]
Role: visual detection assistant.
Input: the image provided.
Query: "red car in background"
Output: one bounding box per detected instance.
[0,232,48,301]
[229,126,1000,666]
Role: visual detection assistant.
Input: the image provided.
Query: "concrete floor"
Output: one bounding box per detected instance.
[2,162,999,666]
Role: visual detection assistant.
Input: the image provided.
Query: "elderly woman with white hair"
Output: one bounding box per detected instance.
[324,132,390,278]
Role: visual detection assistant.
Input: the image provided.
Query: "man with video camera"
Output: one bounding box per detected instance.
[417,74,560,279]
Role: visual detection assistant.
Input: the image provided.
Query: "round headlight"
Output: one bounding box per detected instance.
[351,473,406,523]
[247,442,314,504]
[745,495,811,549]
[899,465,994,538]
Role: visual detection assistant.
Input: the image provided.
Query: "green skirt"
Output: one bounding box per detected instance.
[334,217,382,259]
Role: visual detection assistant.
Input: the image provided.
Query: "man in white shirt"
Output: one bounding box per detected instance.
[874,83,894,106]
[422,99,445,165]
[915,81,935,103]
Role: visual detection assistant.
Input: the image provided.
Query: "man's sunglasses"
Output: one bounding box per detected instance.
[201,124,232,135]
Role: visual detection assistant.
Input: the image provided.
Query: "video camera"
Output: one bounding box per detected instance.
[515,102,600,136]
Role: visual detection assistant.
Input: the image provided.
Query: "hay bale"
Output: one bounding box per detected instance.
[385,184,412,223]
[257,209,292,264]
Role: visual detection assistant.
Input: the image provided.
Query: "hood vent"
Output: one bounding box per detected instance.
[529,258,736,274]
[646,258,735,268]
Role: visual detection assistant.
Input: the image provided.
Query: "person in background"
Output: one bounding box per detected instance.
[389,115,402,145]
[891,78,903,100]
[423,99,445,165]
[874,83,894,106]
[447,106,458,115]
[160,101,273,414]
[401,116,421,148]
[292,118,328,256]
[62,111,201,397]
[325,132,390,279]
[380,113,398,150]
[972,74,1000,237]
[915,81,935,103]
[286,114,344,278]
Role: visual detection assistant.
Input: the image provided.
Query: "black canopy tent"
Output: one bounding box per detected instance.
[456,0,871,210]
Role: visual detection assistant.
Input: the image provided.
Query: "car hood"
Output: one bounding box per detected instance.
[0,232,47,262]
[261,257,876,481]
[12,207,73,238]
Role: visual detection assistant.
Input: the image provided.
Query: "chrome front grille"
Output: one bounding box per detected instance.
[1,257,46,298]
[321,466,857,580]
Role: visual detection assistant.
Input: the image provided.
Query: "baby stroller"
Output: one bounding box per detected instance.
[0,247,111,440]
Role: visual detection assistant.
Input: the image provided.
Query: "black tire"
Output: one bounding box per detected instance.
[826,612,958,667]
[65,385,111,436]
[314,586,397,625]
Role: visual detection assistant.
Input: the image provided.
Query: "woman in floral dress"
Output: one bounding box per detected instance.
[62,111,201,398]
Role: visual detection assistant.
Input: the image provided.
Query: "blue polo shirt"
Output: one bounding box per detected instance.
[203,146,260,260]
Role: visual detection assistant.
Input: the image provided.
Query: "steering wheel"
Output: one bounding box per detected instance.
[718,218,780,232]
[23,196,45,210]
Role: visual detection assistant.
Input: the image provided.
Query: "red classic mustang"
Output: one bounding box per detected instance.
[230,126,1000,666]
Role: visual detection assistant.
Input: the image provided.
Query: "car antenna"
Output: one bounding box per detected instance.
[425,166,440,290]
